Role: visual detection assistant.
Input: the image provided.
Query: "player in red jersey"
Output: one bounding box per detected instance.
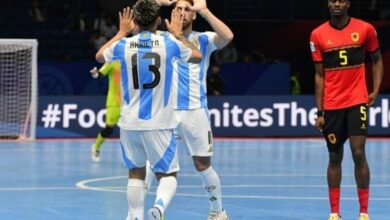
[310,0,384,220]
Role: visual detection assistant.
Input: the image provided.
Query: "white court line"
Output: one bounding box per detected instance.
[187,173,390,178]
[74,175,390,201]
[100,184,390,189]
[0,187,78,191]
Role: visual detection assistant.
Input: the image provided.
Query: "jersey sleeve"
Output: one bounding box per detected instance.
[203,31,218,53]
[365,23,380,53]
[310,30,323,62]
[99,62,115,76]
[102,40,120,63]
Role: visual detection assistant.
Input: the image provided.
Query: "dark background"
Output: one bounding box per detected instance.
[1,0,389,95]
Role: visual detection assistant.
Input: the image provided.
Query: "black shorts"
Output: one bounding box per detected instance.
[323,104,368,153]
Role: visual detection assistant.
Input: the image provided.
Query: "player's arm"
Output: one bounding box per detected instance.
[366,24,384,106]
[368,50,384,106]
[314,63,325,132]
[165,8,202,63]
[190,0,233,49]
[155,0,177,6]
[314,63,324,112]
[95,7,135,63]
[90,63,115,78]
[309,31,325,131]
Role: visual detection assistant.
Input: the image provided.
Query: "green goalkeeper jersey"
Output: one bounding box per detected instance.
[99,62,121,108]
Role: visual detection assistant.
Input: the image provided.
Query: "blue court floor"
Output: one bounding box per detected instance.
[0,138,389,220]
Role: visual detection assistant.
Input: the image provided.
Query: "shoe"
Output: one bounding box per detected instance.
[208,209,228,220]
[91,144,100,162]
[359,213,369,220]
[328,213,342,220]
[148,207,162,220]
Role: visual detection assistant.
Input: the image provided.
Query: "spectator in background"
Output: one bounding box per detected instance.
[93,11,107,31]
[76,12,87,32]
[207,65,224,96]
[29,0,45,22]
[243,49,267,63]
[89,30,107,50]
[99,16,119,39]
[57,3,75,32]
[289,72,301,95]
[379,1,390,20]
[213,41,237,64]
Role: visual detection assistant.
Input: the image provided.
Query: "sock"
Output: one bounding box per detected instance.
[126,179,145,220]
[94,133,104,151]
[154,176,177,215]
[329,188,340,214]
[144,161,155,194]
[199,166,223,213]
[358,188,369,213]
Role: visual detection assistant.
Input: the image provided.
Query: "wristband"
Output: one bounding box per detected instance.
[317,110,324,117]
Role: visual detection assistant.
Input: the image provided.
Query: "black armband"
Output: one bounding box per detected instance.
[317,110,324,117]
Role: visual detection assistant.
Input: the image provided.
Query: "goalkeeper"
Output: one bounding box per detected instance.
[90,61,121,162]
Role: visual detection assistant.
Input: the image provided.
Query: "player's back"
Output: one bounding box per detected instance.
[108,31,192,130]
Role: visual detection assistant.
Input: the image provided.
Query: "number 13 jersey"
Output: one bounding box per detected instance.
[103,31,193,130]
[310,17,380,110]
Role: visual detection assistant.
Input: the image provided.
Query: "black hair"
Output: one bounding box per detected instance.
[133,0,160,27]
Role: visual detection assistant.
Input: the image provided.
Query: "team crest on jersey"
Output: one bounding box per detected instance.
[351,32,359,42]
[327,133,337,144]
[310,42,316,52]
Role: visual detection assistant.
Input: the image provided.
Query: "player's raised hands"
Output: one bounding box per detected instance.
[165,8,184,38]
[118,7,136,35]
[187,0,207,13]
[155,0,177,6]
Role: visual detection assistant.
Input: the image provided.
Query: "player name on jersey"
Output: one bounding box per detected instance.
[129,40,160,48]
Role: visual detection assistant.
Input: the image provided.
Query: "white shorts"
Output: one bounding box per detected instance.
[120,129,179,174]
[175,108,213,157]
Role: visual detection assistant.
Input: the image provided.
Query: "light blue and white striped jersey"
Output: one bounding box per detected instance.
[103,31,193,130]
[172,31,218,110]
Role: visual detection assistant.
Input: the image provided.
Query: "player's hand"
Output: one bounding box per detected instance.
[367,91,378,106]
[187,0,207,13]
[90,67,99,79]
[118,7,135,36]
[155,0,177,6]
[315,117,325,133]
[165,8,184,39]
